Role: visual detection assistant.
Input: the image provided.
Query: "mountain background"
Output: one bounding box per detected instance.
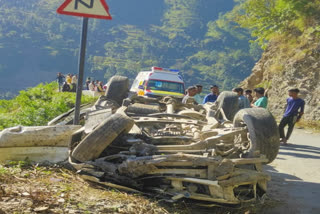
[0,0,260,98]
[1,0,320,122]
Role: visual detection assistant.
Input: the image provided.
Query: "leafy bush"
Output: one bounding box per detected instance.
[236,0,320,48]
[0,82,96,130]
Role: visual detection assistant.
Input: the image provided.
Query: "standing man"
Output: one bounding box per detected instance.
[279,88,305,145]
[233,87,250,109]
[194,84,203,104]
[203,85,219,104]
[251,87,268,108]
[182,86,198,104]
[56,72,65,92]
[244,89,253,103]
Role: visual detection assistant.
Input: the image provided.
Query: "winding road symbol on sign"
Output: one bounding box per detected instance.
[75,0,94,10]
[57,0,112,20]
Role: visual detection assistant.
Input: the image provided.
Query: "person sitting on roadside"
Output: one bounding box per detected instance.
[71,74,77,85]
[182,86,198,104]
[89,81,95,91]
[62,81,70,92]
[203,85,219,104]
[233,87,251,109]
[97,81,104,92]
[193,84,203,104]
[66,74,72,85]
[279,88,305,145]
[245,89,253,103]
[251,87,268,108]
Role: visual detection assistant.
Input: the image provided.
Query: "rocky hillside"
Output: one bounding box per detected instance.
[241,31,320,120]
[238,0,320,121]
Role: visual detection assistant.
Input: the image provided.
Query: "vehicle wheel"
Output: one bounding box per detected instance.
[105,76,129,106]
[216,91,239,121]
[71,113,134,162]
[233,108,280,164]
[127,103,160,115]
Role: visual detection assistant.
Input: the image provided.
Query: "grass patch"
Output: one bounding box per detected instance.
[296,119,320,133]
[0,164,170,213]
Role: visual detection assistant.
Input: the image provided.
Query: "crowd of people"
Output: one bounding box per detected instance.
[182,84,269,108]
[182,84,305,145]
[56,73,106,93]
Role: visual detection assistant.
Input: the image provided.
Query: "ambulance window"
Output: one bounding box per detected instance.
[146,80,184,94]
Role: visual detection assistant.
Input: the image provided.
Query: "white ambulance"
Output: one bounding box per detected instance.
[130,67,185,98]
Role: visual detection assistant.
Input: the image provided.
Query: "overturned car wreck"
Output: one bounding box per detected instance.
[60,76,280,205]
[0,76,280,205]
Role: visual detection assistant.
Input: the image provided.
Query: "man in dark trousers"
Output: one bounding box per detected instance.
[56,72,65,92]
[279,88,305,145]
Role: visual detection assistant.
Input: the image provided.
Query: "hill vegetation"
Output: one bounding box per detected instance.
[0,0,260,98]
[0,82,95,130]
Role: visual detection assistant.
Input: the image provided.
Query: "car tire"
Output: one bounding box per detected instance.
[233,108,280,164]
[216,91,239,121]
[71,113,134,162]
[105,76,129,106]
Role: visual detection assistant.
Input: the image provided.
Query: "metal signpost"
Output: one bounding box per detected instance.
[57,0,112,125]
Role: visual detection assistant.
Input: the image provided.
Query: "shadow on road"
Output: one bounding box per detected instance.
[261,165,320,214]
[278,144,320,159]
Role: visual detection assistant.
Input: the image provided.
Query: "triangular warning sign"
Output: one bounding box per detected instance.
[57,0,112,20]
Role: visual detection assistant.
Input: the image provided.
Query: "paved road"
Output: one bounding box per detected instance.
[263,129,320,214]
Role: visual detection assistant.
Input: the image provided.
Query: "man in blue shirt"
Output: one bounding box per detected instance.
[279,88,305,145]
[203,85,219,104]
